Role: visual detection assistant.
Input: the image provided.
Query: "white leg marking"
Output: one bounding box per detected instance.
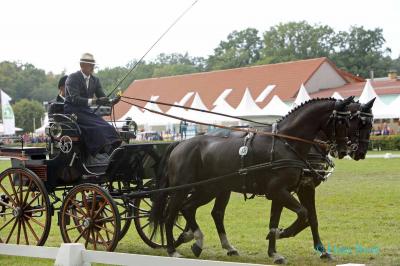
[182,229,194,242]
[193,228,204,249]
[219,233,237,252]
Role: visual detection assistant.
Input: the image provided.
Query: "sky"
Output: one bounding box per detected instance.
[0,0,399,74]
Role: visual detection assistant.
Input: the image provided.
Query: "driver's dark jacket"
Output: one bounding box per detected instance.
[64,71,121,156]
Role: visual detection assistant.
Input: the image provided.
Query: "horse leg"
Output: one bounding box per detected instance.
[165,191,188,257]
[180,191,216,257]
[297,184,333,260]
[267,200,285,264]
[212,191,239,256]
[268,188,309,264]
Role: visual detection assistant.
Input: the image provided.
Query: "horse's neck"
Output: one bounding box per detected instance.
[278,100,334,141]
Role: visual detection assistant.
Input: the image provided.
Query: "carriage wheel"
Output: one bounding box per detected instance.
[59,184,120,251]
[118,202,133,241]
[0,168,51,245]
[133,197,185,248]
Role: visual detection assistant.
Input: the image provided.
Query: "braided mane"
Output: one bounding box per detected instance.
[277,97,336,123]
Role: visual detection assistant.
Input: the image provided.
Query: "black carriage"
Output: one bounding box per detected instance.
[0,104,184,251]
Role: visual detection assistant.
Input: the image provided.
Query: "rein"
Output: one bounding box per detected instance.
[121,95,271,126]
[120,98,329,148]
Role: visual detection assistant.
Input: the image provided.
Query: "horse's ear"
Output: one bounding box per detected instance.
[362,98,375,110]
[343,96,355,105]
[335,96,354,110]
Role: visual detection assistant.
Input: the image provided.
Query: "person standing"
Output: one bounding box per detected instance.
[65,53,121,163]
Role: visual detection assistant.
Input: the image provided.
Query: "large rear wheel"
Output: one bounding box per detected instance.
[133,197,185,248]
[0,168,51,245]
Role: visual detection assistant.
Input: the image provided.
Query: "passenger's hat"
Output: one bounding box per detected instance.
[79,53,96,64]
[58,75,68,89]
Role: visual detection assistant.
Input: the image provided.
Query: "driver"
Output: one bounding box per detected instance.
[64,53,121,164]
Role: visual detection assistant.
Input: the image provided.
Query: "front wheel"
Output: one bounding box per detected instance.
[59,184,120,251]
[0,167,51,245]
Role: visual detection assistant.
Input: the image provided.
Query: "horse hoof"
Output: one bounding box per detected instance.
[227,250,239,256]
[320,252,333,260]
[191,243,203,257]
[272,253,286,264]
[168,251,183,258]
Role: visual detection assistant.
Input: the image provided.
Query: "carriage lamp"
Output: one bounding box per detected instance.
[49,123,63,138]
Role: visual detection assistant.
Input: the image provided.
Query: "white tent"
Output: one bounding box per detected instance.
[260,95,290,116]
[115,105,145,128]
[185,92,216,123]
[166,92,194,124]
[358,80,391,119]
[255,85,276,103]
[293,84,311,107]
[211,89,237,122]
[234,88,262,117]
[35,113,49,134]
[141,96,175,126]
[331,91,344,100]
[387,95,400,118]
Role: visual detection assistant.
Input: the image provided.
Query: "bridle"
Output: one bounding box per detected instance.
[324,108,352,156]
[348,109,374,153]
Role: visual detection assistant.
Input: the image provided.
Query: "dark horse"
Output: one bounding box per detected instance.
[150,98,353,262]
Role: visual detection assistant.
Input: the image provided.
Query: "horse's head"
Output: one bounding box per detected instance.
[322,96,354,159]
[347,98,375,160]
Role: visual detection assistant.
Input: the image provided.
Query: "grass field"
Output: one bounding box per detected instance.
[0,156,399,266]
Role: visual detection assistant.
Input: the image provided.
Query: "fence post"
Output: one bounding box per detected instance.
[54,243,88,266]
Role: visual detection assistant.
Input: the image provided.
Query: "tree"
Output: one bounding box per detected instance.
[13,99,44,133]
[332,26,393,78]
[207,28,262,70]
[259,21,337,64]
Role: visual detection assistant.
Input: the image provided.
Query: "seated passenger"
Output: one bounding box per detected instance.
[48,75,68,115]
[65,53,121,164]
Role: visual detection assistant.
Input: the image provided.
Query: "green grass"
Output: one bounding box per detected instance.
[0,158,399,265]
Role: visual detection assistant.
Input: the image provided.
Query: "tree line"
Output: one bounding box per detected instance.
[1,21,399,132]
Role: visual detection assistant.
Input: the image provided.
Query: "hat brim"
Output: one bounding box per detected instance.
[80,60,97,65]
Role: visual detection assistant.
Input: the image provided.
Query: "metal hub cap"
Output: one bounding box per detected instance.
[13,207,22,218]
[83,218,92,228]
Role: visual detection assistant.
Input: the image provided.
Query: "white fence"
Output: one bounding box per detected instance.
[0,243,269,266]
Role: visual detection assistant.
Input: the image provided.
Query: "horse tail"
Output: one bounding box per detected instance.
[149,141,180,228]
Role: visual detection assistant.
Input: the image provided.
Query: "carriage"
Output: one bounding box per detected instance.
[0,103,185,251]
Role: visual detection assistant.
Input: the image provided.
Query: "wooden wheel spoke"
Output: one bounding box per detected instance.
[135,207,150,214]
[70,199,87,217]
[149,226,157,242]
[24,192,41,210]
[94,224,115,234]
[24,217,40,242]
[66,224,84,232]
[74,227,88,242]
[19,175,23,208]
[24,215,45,228]
[96,217,115,223]
[91,228,97,250]
[160,224,165,246]
[23,207,46,213]
[140,221,150,231]
[93,201,106,220]
[81,191,90,214]
[84,230,89,248]
[8,174,21,205]
[96,230,110,249]
[16,219,22,244]
[0,183,18,206]
[65,211,85,221]
[0,216,15,231]
[6,218,18,243]
[22,179,33,206]
[142,198,152,208]
[91,191,97,215]
[21,218,30,245]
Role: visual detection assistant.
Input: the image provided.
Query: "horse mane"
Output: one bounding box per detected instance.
[276,97,336,123]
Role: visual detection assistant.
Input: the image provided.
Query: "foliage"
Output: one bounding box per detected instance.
[259,21,337,64]
[331,26,393,77]
[369,134,400,150]
[12,99,44,132]
[207,28,262,70]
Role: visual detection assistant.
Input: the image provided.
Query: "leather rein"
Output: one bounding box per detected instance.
[119,96,351,149]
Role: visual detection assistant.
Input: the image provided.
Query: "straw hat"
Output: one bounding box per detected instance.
[79,53,96,64]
